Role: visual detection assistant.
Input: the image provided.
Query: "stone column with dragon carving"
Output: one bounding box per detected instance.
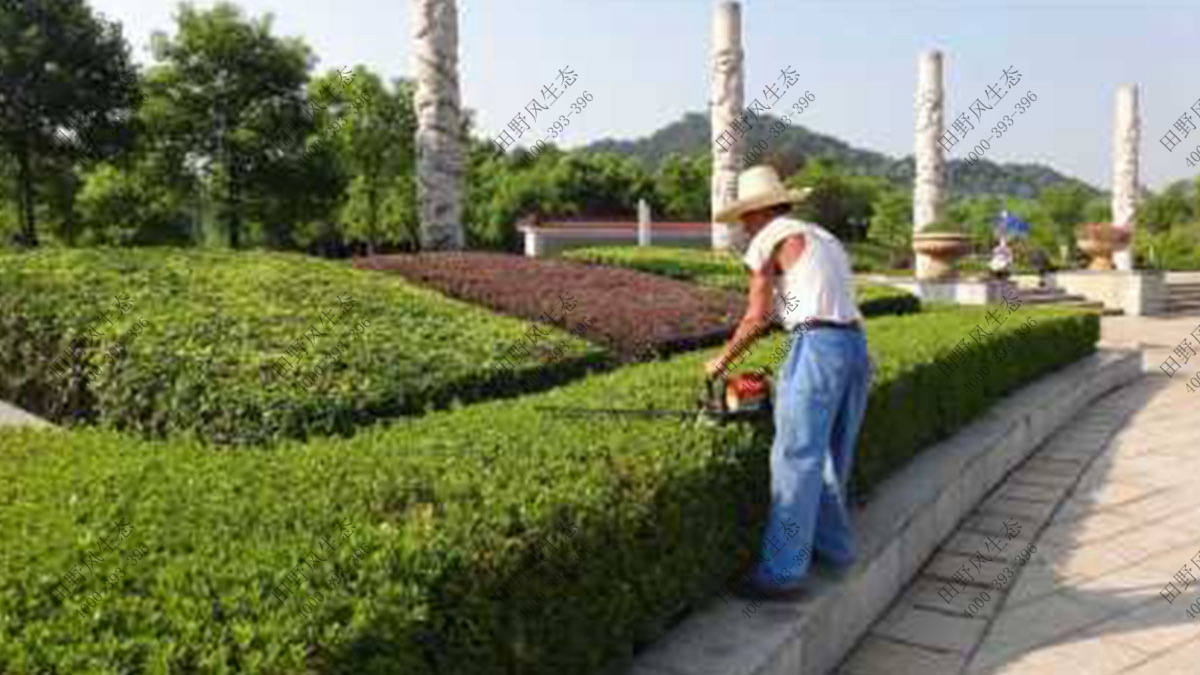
[413,0,465,251]
[912,50,947,280]
[1111,84,1140,271]
[710,1,744,251]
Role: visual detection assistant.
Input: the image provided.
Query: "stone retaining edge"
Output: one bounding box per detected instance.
[626,348,1143,675]
[0,400,54,429]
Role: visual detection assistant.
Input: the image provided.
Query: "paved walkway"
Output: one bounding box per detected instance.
[838,314,1200,674]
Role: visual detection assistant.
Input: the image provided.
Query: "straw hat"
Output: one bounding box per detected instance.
[714,166,812,223]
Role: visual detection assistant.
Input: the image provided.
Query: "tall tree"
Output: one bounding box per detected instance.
[330,71,417,254]
[548,152,651,218]
[867,188,912,265]
[1137,180,1192,234]
[0,0,139,246]
[787,157,880,241]
[146,2,316,249]
[1037,182,1090,256]
[653,153,709,221]
[946,194,1003,250]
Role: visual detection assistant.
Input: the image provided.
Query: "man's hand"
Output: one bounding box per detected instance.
[704,355,727,378]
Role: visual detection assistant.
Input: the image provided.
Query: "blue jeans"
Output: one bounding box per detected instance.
[749,327,871,589]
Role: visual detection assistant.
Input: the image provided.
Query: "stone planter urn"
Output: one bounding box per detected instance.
[1076,223,1130,271]
[913,232,971,281]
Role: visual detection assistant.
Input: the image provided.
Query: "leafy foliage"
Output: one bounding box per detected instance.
[560,246,920,317]
[0,306,1097,675]
[786,157,885,241]
[144,2,333,249]
[74,162,192,246]
[314,71,417,254]
[866,189,913,266]
[652,153,710,221]
[1136,226,1200,270]
[0,248,604,445]
[0,0,141,245]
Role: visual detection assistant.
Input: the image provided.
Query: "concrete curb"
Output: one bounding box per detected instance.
[0,400,54,429]
[627,348,1143,675]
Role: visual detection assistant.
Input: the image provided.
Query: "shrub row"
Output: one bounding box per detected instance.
[0,305,1097,675]
[0,248,605,445]
[561,245,920,317]
[356,251,745,361]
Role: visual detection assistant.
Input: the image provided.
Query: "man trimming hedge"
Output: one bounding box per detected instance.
[705,165,870,597]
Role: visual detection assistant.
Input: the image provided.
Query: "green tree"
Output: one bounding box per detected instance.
[1082,195,1111,224]
[0,0,140,246]
[787,158,880,241]
[38,164,84,245]
[331,72,416,253]
[1192,176,1200,225]
[146,2,326,249]
[866,188,912,265]
[1137,180,1191,234]
[464,142,556,251]
[548,152,651,218]
[946,194,1003,251]
[653,153,708,221]
[1038,182,1090,247]
[75,161,191,245]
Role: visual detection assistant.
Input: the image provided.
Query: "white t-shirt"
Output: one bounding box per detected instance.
[742,217,862,330]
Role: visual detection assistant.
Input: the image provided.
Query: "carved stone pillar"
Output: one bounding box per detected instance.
[710,1,744,251]
[414,0,465,250]
[913,50,946,279]
[1111,84,1140,271]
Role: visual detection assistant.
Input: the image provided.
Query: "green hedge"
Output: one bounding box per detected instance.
[855,283,921,318]
[0,305,1096,675]
[563,245,920,317]
[0,248,606,445]
[848,306,1099,489]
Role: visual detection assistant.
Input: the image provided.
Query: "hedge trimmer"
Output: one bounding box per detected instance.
[533,373,772,425]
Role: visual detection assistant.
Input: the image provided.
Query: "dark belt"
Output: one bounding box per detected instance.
[805,319,862,332]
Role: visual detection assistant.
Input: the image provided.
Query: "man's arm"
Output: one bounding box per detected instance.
[706,233,807,376]
[717,266,775,369]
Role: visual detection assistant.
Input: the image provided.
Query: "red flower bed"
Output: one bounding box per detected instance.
[355,252,744,361]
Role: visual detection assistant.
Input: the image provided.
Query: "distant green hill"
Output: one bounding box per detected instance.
[585,112,1101,200]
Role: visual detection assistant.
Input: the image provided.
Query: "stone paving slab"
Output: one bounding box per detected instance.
[838,636,966,675]
[977,495,1060,524]
[965,633,1148,675]
[1004,465,1079,490]
[988,482,1065,504]
[873,603,989,653]
[1120,634,1200,674]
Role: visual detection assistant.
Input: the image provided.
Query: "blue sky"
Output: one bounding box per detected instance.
[94,0,1200,190]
